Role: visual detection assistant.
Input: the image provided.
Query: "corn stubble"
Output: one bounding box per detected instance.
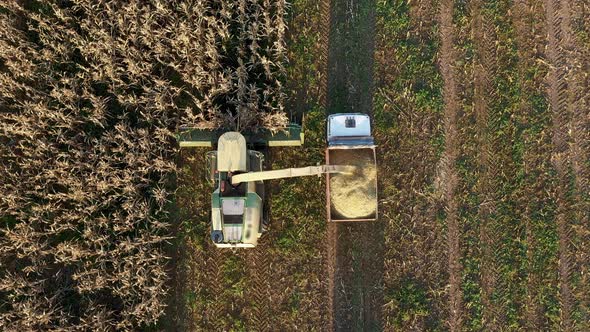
[0,0,288,329]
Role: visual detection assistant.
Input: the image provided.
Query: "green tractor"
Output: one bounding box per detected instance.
[177,125,354,248]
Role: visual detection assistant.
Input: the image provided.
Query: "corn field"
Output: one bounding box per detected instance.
[0,0,288,329]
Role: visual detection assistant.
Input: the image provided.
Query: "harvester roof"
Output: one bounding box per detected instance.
[217,132,247,172]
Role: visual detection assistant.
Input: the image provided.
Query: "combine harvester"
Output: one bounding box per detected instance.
[177,113,377,248]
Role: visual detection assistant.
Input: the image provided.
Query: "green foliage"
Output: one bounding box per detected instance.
[273,165,324,257]
[462,235,484,331]
[288,289,301,315]
[228,319,247,332]
[276,215,304,254]
[302,105,328,151]
[377,0,410,37]
[184,291,199,310]
[375,1,447,330]
[176,156,212,249]
[375,0,444,135]
[222,256,247,298]
[384,278,431,327]
[273,108,325,258]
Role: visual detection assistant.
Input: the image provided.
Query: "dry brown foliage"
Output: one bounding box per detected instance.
[0,0,288,329]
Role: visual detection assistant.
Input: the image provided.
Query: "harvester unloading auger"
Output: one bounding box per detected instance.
[177,114,377,248]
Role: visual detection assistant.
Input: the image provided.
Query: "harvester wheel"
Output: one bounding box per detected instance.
[211,230,223,243]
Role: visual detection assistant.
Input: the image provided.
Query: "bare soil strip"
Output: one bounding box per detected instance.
[437,0,463,330]
[470,1,507,328]
[319,0,332,108]
[331,226,355,330]
[205,246,232,330]
[243,241,273,331]
[545,0,582,328]
[331,222,384,331]
[568,1,590,327]
[163,227,198,331]
[409,0,436,34]
[322,0,382,329]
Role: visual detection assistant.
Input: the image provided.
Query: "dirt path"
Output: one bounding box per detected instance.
[319,0,332,108]
[242,241,273,331]
[571,1,590,326]
[204,246,232,330]
[470,1,507,329]
[567,2,590,327]
[545,0,580,329]
[238,164,274,331]
[437,0,463,330]
[322,0,383,330]
[330,223,384,330]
